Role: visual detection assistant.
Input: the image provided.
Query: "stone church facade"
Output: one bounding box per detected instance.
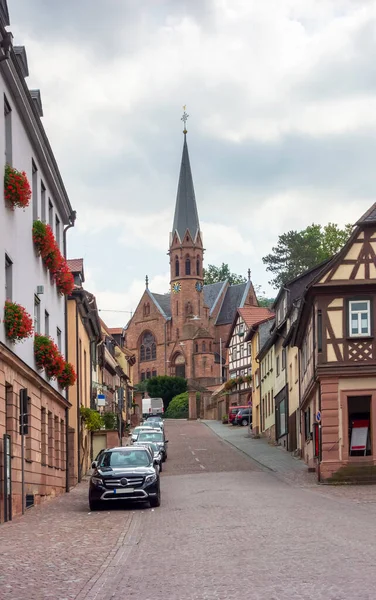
[125,130,258,390]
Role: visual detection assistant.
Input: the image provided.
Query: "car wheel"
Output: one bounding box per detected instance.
[241,418,248,426]
[89,500,101,511]
[150,489,161,508]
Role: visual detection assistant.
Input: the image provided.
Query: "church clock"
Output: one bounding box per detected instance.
[172,282,181,294]
[195,281,203,292]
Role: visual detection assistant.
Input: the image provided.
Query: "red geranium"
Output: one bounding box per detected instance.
[55,262,74,296]
[4,301,34,342]
[4,165,32,210]
[32,221,74,296]
[57,362,77,389]
[34,334,65,379]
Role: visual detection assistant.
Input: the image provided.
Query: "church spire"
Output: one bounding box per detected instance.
[171,109,200,243]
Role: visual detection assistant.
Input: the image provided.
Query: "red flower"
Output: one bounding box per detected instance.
[4,165,32,210]
[32,221,74,296]
[57,362,77,389]
[4,301,34,342]
[34,334,64,379]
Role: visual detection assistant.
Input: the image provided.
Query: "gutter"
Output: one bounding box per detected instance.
[76,300,81,482]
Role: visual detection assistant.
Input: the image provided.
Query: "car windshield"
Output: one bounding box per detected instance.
[137,432,164,442]
[98,449,151,468]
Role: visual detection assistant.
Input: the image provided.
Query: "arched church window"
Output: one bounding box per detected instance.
[152,369,157,378]
[196,257,200,276]
[140,332,156,362]
[195,343,198,352]
[141,371,145,381]
[175,257,179,277]
[202,341,206,352]
[185,257,191,275]
[209,342,212,352]
[146,370,151,379]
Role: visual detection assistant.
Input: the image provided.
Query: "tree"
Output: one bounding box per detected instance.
[262,223,353,289]
[203,263,246,285]
[146,376,187,412]
[164,392,189,419]
[254,284,275,308]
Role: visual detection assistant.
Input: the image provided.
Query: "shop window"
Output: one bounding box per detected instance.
[348,300,371,337]
[348,395,372,456]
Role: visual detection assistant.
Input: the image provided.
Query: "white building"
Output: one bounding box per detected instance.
[0,1,75,521]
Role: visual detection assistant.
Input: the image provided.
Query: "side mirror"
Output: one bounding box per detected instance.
[153,459,158,466]
[165,440,169,444]
[91,461,98,469]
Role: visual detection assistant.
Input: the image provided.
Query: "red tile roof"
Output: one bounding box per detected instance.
[109,327,124,335]
[67,258,84,273]
[238,306,274,329]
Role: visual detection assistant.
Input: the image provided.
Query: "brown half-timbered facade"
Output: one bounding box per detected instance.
[294,203,376,481]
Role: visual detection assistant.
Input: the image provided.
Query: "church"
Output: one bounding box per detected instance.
[124,120,259,391]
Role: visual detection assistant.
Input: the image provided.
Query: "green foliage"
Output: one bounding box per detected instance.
[102,412,118,430]
[80,406,103,432]
[203,263,246,286]
[262,223,353,289]
[222,414,229,424]
[254,284,275,308]
[134,381,148,393]
[164,392,189,419]
[146,376,187,411]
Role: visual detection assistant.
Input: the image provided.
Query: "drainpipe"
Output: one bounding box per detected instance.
[164,320,167,375]
[76,300,81,482]
[63,211,76,493]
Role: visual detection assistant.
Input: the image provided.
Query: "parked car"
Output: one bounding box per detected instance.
[137,430,168,461]
[89,446,161,510]
[145,416,164,430]
[131,425,155,443]
[234,407,252,426]
[134,441,163,472]
[229,405,248,425]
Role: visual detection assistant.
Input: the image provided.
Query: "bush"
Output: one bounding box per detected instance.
[222,414,229,424]
[146,376,187,412]
[102,412,118,430]
[164,392,189,419]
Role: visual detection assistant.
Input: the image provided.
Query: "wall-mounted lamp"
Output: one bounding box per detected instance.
[0,31,13,63]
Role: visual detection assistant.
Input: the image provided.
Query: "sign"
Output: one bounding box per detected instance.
[350,420,369,455]
[248,400,252,406]
[316,411,321,423]
[97,394,106,407]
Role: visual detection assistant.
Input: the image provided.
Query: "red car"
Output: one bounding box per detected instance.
[229,405,249,425]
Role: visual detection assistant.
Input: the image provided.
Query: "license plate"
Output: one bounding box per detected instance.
[113,488,134,495]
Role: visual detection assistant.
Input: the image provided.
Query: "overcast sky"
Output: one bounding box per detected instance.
[9,0,376,326]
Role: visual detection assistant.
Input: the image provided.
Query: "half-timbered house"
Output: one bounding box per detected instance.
[294,203,376,481]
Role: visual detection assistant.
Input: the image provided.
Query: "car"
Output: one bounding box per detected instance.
[229,405,249,425]
[130,425,155,443]
[89,446,161,510]
[136,430,168,462]
[144,417,164,431]
[234,407,252,427]
[134,441,163,472]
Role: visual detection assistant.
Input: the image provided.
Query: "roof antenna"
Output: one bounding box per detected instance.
[145,275,149,289]
[181,105,189,134]
[248,268,251,281]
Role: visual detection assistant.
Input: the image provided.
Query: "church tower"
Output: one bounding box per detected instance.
[169,113,206,336]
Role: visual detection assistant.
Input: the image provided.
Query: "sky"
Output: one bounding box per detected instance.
[8,0,376,326]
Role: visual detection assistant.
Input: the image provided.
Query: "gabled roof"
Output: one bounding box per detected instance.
[109,327,124,335]
[245,314,275,342]
[67,258,84,279]
[193,327,213,340]
[216,281,250,325]
[148,291,171,319]
[356,202,376,226]
[204,281,227,315]
[258,319,276,357]
[171,134,200,242]
[238,306,274,329]
[0,0,10,26]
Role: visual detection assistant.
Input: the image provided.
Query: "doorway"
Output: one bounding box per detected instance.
[174,354,186,378]
[348,396,372,456]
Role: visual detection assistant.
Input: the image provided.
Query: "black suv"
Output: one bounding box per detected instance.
[89,446,161,510]
[234,408,252,426]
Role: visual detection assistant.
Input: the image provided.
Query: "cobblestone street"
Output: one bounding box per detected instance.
[1,420,376,600]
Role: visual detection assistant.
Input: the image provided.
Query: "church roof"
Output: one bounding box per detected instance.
[171,134,200,242]
[216,282,250,325]
[204,281,227,315]
[149,292,171,319]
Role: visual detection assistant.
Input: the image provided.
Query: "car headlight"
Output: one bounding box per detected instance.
[91,476,103,487]
[145,473,157,484]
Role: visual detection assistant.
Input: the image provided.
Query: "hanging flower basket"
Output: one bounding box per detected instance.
[57,362,77,389]
[32,221,74,296]
[34,334,64,379]
[3,301,33,342]
[4,165,32,210]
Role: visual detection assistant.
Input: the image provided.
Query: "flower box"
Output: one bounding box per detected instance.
[34,334,64,379]
[4,165,32,210]
[3,301,33,342]
[57,362,77,389]
[32,221,74,295]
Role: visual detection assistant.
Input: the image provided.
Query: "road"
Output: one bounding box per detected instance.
[1,420,376,599]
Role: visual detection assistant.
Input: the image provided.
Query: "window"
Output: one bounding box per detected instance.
[185,257,191,275]
[48,411,54,467]
[152,369,157,378]
[202,341,206,352]
[294,355,298,382]
[304,407,311,441]
[139,332,156,362]
[277,398,287,437]
[146,370,151,379]
[176,301,178,316]
[60,419,65,469]
[196,257,200,276]
[209,342,212,352]
[44,311,49,336]
[141,371,145,381]
[267,392,270,416]
[255,370,260,388]
[32,160,38,221]
[41,408,47,465]
[195,343,198,352]
[57,327,62,351]
[34,295,40,333]
[5,254,12,301]
[349,300,371,337]
[240,345,244,358]
[289,363,292,390]
[54,416,60,468]
[55,215,61,248]
[4,95,12,166]
[175,257,179,277]
[276,355,280,377]
[282,348,286,370]
[41,182,46,222]
[317,309,322,352]
[48,199,53,228]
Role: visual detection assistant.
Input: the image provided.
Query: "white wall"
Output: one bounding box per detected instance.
[0,71,68,394]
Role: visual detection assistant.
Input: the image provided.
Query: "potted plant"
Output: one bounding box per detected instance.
[34,334,64,379]
[32,221,74,295]
[4,165,32,210]
[222,414,229,424]
[3,301,33,342]
[57,362,77,389]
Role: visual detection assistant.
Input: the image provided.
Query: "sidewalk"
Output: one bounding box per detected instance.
[203,420,317,487]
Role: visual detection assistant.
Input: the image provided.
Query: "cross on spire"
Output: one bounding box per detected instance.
[181,105,189,134]
[145,275,149,289]
[248,268,251,281]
